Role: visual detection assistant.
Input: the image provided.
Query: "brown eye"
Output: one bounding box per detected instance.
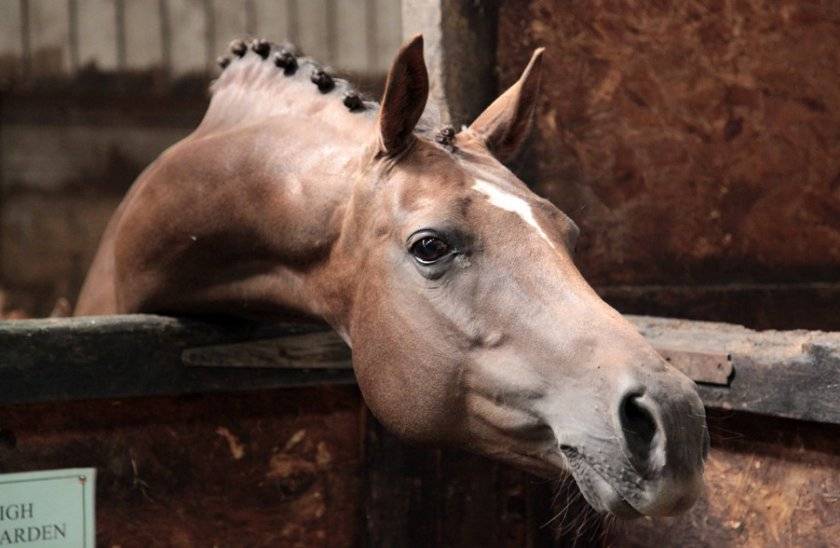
[411,236,450,264]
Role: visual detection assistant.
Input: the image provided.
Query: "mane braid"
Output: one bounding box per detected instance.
[198,37,443,141]
[197,38,378,136]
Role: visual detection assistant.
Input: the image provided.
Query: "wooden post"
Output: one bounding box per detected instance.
[401,0,499,128]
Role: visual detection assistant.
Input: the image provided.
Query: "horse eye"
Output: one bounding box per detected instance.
[411,236,451,264]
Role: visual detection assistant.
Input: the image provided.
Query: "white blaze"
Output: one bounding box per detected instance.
[472,179,555,248]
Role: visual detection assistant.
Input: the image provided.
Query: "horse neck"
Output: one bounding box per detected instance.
[195,120,372,326]
[153,47,386,326]
[112,109,377,327]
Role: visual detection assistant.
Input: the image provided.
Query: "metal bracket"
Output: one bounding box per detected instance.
[655,347,733,386]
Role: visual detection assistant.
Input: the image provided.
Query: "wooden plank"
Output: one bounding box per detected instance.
[1,387,362,546]
[77,0,118,71]
[180,327,732,386]
[28,0,70,77]
[124,0,163,70]
[295,0,329,63]
[628,316,840,425]
[362,414,600,547]
[182,331,350,369]
[655,347,732,385]
[167,0,207,75]
[0,0,23,83]
[253,0,291,43]
[332,0,368,73]
[1,314,838,425]
[211,0,249,64]
[0,315,354,405]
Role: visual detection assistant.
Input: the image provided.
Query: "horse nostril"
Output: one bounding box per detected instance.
[620,393,658,469]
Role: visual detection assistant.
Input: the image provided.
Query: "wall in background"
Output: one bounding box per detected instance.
[494,2,840,545]
[0,0,401,83]
[0,0,400,316]
[498,0,840,330]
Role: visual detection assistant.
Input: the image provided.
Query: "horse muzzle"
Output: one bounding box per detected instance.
[547,363,709,517]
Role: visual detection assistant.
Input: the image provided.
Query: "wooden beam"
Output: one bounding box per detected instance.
[401,0,499,128]
[0,315,355,405]
[629,316,840,426]
[1,314,838,426]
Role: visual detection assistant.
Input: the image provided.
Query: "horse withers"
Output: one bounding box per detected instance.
[76,35,708,518]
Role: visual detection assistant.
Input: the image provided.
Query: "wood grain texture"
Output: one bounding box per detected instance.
[597,282,840,331]
[497,0,840,289]
[607,410,840,547]
[6,315,840,424]
[630,315,840,424]
[77,0,118,71]
[0,387,362,547]
[27,0,70,77]
[3,314,837,425]
[0,0,23,83]
[362,413,590,548]
[0,315,355,405]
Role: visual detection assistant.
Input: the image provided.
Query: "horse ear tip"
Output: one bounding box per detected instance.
[404,34,424,54]
[523,48,545,77]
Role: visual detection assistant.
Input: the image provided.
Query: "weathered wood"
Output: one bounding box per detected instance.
[655,347,732,386]
[0,315,354,405]
[182,331,350,369]
[401,0,499,127]
[608,409,840,547]
[362,413,604,547]
[1,314,838,426]
[599,282,840,332]
[182,315,840,424]
[629,316,840,425]
[0,387,363,546]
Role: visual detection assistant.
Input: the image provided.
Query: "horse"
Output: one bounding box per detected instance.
[75,35,708,518]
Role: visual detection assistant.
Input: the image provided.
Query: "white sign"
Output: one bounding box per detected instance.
[0,468,95,547]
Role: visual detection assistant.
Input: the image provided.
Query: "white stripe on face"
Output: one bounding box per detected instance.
[472,179,555,248]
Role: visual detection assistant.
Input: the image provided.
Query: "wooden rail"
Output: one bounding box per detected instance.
[1,314,838,426]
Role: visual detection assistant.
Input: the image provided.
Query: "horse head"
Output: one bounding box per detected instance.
[337,36,708,517]
[77,34,708,518]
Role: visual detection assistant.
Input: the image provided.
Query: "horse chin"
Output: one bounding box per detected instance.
[567,459,642,518]
[560,447,643,519]
[492,446,642,518]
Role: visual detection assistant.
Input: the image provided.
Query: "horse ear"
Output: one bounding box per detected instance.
[378,34,429,155]
[469,48,545,163]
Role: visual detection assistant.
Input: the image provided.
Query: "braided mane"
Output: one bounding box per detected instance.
[197,38,378,137]
[197,38,440,139]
